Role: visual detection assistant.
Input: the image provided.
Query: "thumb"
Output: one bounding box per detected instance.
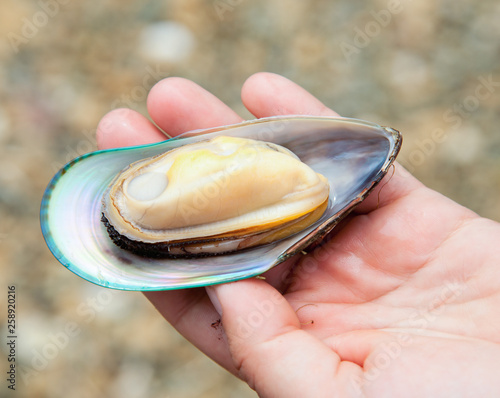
[206,279,359,397]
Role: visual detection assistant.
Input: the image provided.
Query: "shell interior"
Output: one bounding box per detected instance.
[40,116,401,291]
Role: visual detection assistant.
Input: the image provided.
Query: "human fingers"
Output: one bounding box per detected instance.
[207,279,363,397]
[147,77,243,136]
[241,72,339,118]
[96,108,167,150]
[145,289,237,372]
[97,77,244,151]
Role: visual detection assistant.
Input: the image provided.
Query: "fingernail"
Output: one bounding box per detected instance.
[206,286,222,316]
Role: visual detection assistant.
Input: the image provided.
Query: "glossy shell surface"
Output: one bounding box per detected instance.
[40,116,402,291]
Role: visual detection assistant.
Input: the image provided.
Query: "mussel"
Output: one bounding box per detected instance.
[101,136,330,257]
[40,116,401,291]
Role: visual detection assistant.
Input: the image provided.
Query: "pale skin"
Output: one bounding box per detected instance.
[97,72,500,397]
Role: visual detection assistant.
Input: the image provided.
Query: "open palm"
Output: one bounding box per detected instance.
[97,73,500,397]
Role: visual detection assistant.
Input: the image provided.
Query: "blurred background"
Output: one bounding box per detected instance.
[1,0,499,397]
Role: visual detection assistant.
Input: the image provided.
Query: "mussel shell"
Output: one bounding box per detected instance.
[40,116,401,291]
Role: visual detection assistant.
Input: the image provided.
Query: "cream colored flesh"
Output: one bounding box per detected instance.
[102,136,330,245]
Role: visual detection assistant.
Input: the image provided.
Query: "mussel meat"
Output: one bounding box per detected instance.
[101,136,330,257]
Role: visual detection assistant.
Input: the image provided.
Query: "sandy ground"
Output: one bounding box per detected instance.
[1,0,499,397]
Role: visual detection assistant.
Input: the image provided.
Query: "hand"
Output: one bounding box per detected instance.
[97,73,500,397]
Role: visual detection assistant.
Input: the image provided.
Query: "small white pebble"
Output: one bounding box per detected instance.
[138,21,196,63]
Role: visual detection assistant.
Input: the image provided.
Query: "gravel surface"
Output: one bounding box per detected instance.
[1,0,499,397]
